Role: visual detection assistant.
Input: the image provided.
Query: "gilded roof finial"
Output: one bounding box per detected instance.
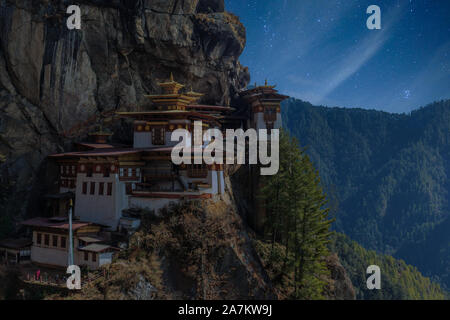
[265,79,268,86]
[170,72,174,82]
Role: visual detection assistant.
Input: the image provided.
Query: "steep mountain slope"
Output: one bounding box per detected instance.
[282,98,450,289]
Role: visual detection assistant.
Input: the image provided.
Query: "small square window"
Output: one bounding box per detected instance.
[107,183,113,196]
[52,235,58,247]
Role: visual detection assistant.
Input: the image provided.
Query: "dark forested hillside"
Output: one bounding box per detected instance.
[329,233,446,300]
[282,98,450,290]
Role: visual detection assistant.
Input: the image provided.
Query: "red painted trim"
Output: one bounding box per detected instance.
[131,192,212,199]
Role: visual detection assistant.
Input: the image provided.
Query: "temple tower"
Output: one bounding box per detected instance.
[239,81,289,233]
[240,80,289,133]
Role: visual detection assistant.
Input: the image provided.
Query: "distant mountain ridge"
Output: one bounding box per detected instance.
[282,98,450,289]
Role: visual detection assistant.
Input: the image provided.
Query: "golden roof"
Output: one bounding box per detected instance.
[157,73,185,94]
[262,79,277,89]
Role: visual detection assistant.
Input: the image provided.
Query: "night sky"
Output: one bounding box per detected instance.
[225,0,450,113]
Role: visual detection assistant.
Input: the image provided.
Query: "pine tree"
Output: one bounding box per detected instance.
[261,130,333,299]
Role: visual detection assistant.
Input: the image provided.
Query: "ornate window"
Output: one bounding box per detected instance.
[188,164,208,178]
[152,127,165,145]
[264,106,278,122]
[86,165,93,177]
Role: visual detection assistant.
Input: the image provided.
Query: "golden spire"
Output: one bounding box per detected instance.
[265,79,268,86]
[170,72,174,82]
[185,85,204,103]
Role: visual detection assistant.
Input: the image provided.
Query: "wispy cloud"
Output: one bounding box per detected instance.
[315,30,389,103]
[313,6,402,104]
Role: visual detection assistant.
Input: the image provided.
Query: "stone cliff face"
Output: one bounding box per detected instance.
[0,0,249,222]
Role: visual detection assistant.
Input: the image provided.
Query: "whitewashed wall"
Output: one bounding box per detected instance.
[75,173,127,229]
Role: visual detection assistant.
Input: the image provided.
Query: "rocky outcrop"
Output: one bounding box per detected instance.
[325,254,356,300]
[127,274,158,300]
[0,0,249,226]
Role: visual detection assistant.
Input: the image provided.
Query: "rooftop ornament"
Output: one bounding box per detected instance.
[88,125,113,143]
